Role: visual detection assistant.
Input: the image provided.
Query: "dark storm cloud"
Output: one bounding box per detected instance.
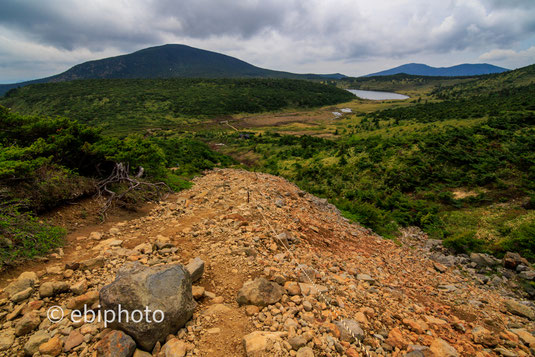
[0,0,163,51]
[483,0,535,10]
[0,0,534,81]
[0,0,293,50]
[151,0,292,39]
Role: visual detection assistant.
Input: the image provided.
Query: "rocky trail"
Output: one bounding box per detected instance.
[1,169,534,356]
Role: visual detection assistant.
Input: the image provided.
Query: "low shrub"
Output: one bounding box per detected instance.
[499,221,535,261]
[0,205,65,266]
[443,231,486,254]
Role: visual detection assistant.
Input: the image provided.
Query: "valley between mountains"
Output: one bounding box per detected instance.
[1,169,534,357]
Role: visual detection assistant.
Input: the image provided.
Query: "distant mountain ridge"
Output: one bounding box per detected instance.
[0,44,346,96]
[366,63,509,77]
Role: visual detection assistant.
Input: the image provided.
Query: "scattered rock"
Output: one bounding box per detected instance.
[39,335,63,356]
[96,330,137,357]
[518,270,535,281]
[493,346,517,357]
[203,304,232,315]
[64,330,84,352]
[70,278,88,295]
[356,273,375,284]
[89,231,103,240]
[46,266,63,275]
[185,257,205,282]
[511,328,535,347]
[39,281,68,297]
[296,346,315,357]
[80,256,105,270]
[0,329,15,351]
[242,331,284,357]
[429,338,458,357]
[192,285,205,299]
[23,330,50,356]
[2,168,534,357]
[133,349,153,357]
[237,277,283,307]
[298,283,327,296]
[66,290,99,310]
[284,281,301,295]
[245,305,260,316]
[134,242,153,254]
[4,271,38,298]
[288,335,306,350]
[9,287,33,303]
[162,338,187,357]
[503,252,529,270]
[334,319,364,342]
[504,300,535,320]
[471,326,497,346]
[432,261,447,273]
[14,311,40,336]
[386,327,408,349]
[470,253,500,267]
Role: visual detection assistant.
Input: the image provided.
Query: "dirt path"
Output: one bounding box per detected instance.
[1,169,534,357]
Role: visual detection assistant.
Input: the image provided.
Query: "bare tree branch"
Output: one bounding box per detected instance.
[95,162,170,220]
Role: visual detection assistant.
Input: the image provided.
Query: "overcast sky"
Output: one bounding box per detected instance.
[1,0,535,83]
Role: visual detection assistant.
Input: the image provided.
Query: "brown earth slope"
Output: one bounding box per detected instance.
[1,169,534,356]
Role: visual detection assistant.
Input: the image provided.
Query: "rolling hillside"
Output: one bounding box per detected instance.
[0,44,345,96]
[0,78,355,134]
[432,63,535,99]
[366,63,509,77]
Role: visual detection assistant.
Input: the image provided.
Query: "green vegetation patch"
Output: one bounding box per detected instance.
[214,72,535,258]
[0,205,65,265]
[0,106,236,267]
[1,78,355,135]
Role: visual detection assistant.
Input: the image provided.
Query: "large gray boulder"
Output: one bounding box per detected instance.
[99,262,196,351]
[470,253,500,267]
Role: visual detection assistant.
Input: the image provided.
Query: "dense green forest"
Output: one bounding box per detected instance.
[431,64,535,99]
[0,78,354,134]
[0,106,234,266]
[367,84,535,123]
[339,73,476,93]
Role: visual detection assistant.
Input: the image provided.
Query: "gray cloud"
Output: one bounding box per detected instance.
[0,0,534,82]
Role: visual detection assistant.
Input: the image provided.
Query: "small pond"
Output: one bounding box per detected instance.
[347,89,409,100]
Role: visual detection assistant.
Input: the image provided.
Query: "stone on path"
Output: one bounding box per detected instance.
[24,330,50,356]
[162,338,187,357]
[38,335,63,356]
[334,319,364,343]
[185,257,205,282]
[237,277,283,307]
[99,262,196,351]
[429,338,458,357]
[96,330,136,357]
[242,331,285,357]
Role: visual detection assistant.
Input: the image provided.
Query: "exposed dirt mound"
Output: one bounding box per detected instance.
[1,169,534,356]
